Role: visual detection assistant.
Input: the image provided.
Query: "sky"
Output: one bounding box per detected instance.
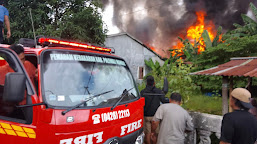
[101,0,257,58]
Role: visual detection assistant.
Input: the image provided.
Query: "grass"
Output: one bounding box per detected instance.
[182,94,222,115]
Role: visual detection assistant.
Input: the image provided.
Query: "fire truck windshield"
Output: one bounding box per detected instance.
[42,50,139,108]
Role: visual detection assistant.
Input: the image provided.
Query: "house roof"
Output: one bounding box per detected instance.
[107,32,164,60]
[190,57,257,77]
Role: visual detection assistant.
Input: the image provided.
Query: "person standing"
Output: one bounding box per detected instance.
[0,44,37,104]
[0,0,11,43]
[220,88,257,144]
[141,75,168,144]
[151,93,194,144]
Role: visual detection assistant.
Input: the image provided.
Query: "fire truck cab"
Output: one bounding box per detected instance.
[0,38,144,144]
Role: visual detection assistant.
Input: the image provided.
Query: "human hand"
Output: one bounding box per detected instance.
[150,132,157,144]
[7,30,11,39]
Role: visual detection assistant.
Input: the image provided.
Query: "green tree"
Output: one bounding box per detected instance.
[6,0,107,45]
[43,0,107,44]
[6,0,50,44]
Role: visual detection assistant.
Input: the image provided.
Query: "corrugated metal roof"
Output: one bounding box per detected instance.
[190,57,257,77]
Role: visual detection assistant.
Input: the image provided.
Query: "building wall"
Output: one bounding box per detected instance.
[104,34,163,84]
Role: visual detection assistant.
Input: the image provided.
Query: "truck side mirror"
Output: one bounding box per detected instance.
[162,77,168,94]
[3,72,26,103]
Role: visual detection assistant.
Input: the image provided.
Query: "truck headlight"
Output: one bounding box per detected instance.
[135,132,144,144]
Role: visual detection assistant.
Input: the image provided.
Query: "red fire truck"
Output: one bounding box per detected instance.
[0,37,145,144]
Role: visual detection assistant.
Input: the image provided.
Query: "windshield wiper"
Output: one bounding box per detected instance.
[62,89,114,115]
[111,87,134,110]
[84,62,96,95]
[16,102,47,108]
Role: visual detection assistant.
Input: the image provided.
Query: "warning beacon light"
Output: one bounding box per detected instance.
[38,37,112,52]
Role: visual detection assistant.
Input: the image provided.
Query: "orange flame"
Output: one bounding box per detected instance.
[172,11,218,56]
[172,41,184,57]
[146,44,157,52]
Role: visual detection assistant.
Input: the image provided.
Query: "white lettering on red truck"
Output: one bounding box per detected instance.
[59,131,103,144]
[92,109,130,124]
[120,119,142,136]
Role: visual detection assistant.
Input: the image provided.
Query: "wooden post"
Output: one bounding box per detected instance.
[222,76,229,115]
[229,77,233,112]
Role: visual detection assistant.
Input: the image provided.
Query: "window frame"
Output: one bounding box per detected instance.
[138,66,144,80]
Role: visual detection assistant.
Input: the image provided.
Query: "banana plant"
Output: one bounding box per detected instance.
[201,26,223,49]
[226,2,257,38]
[144,59,161,75]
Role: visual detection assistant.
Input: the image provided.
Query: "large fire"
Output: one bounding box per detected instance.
[172,11,217,56]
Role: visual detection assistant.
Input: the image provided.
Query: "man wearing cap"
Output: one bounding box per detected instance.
[220,88,257,144]
[0,0,11,43]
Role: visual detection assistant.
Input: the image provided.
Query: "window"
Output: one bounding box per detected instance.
[138,66,144,80]
[42,50,139,108]
[25,55,38,94]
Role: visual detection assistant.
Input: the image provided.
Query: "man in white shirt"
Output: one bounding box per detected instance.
[151,93,194,144]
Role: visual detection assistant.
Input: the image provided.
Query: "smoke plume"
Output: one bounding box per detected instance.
[102,0,255,57]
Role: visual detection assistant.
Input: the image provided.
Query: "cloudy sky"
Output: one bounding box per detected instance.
[102,0,257,57]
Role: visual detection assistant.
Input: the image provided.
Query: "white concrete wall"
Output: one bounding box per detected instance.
[104,33,163,84]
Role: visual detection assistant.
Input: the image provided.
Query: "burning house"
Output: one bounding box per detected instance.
[104,32,164,83]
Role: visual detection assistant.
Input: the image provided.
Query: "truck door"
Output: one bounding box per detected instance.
[0,47,36,143]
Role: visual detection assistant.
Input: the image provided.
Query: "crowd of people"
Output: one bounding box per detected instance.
[141,76,257,144]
